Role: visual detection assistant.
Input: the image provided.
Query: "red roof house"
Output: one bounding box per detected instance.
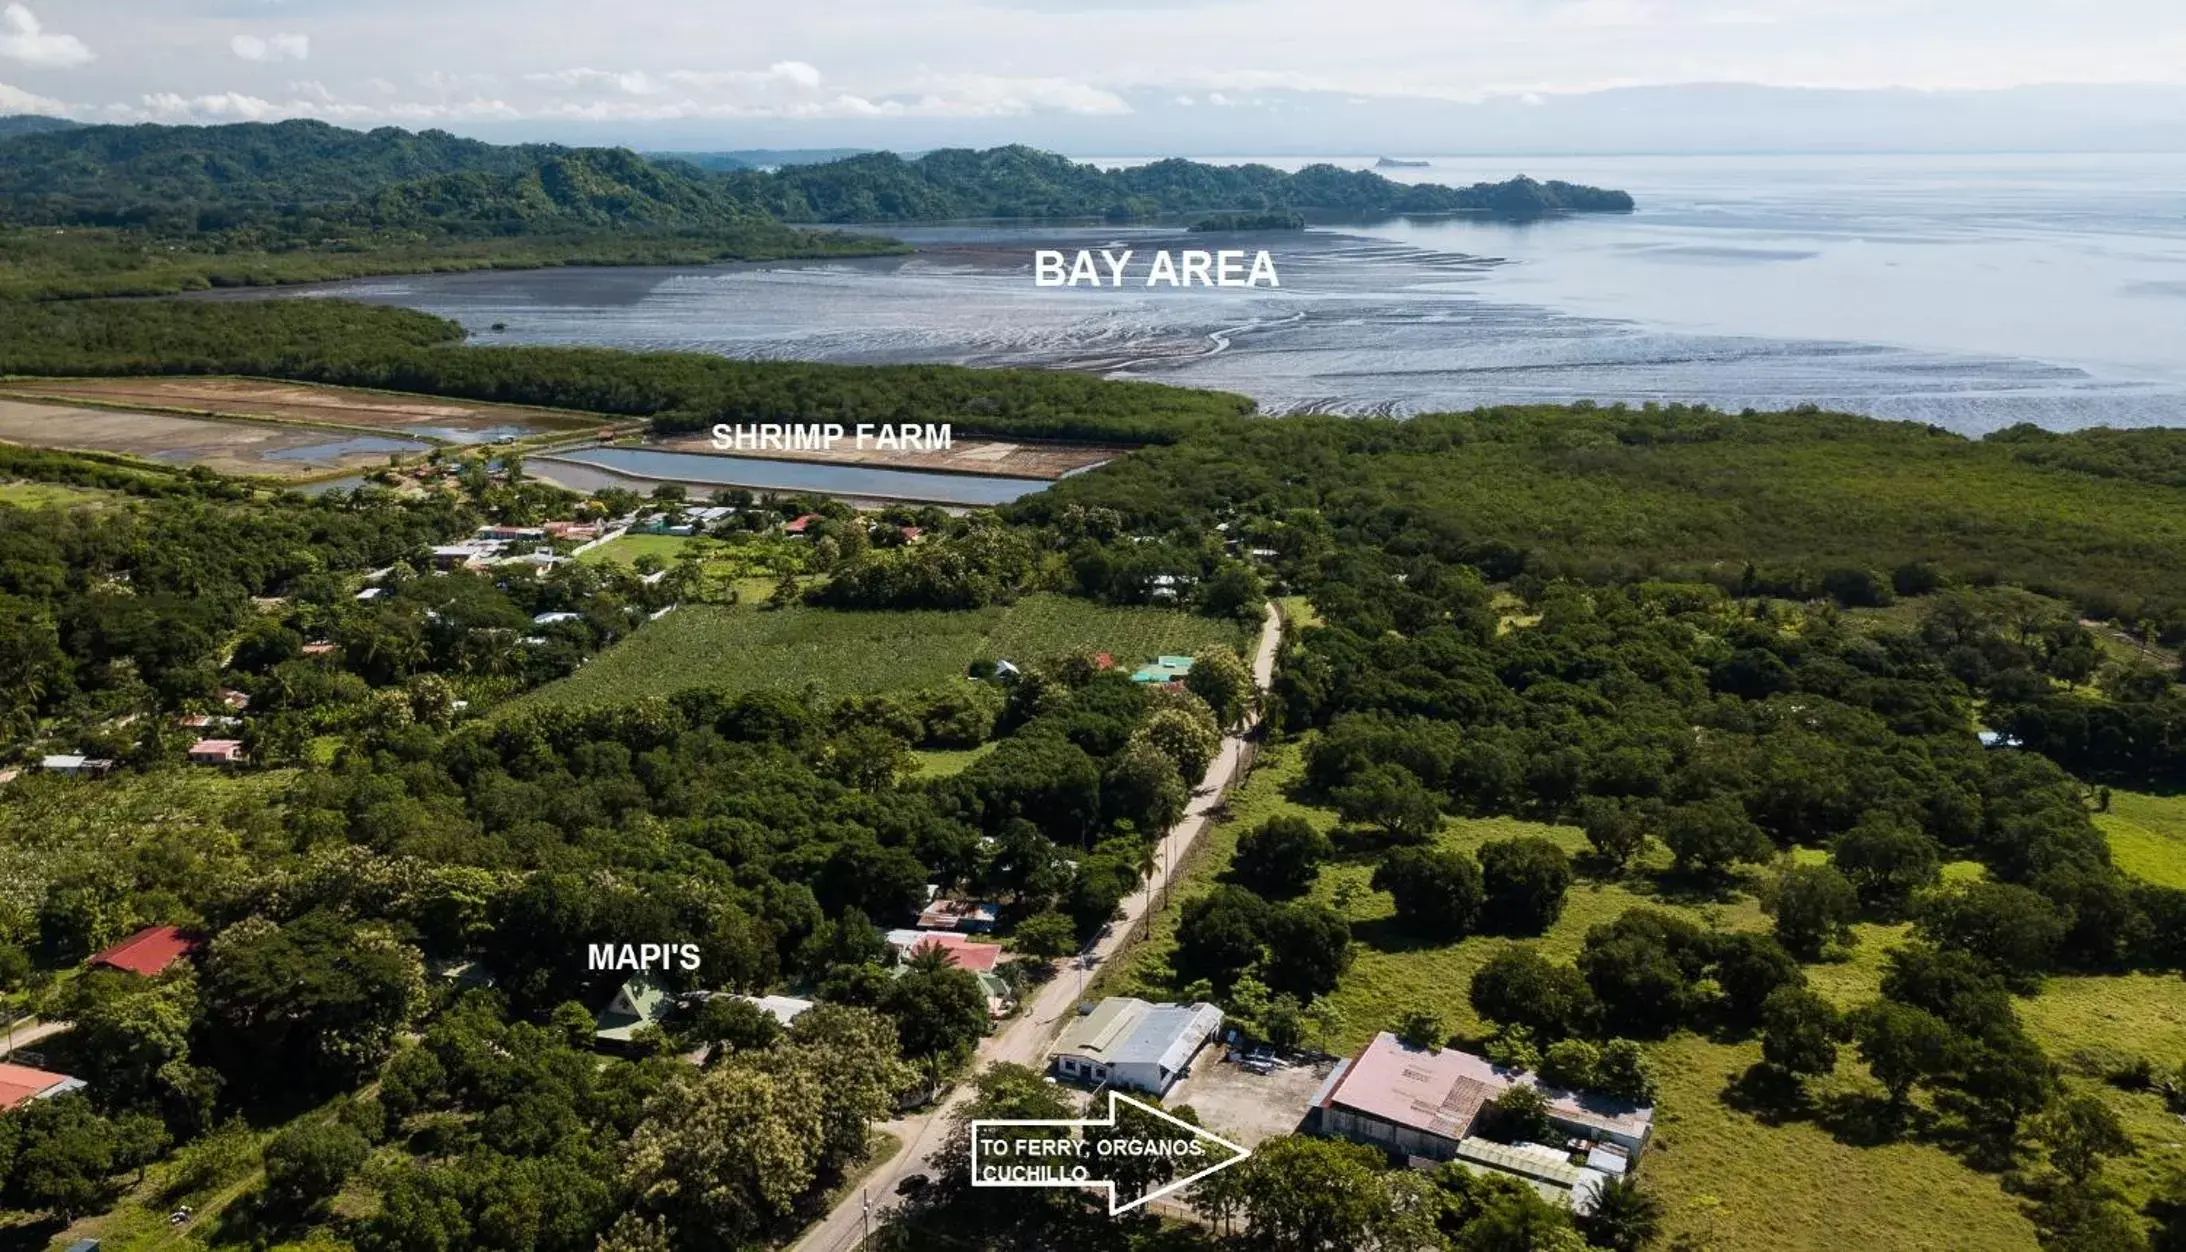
[90,925,197,977]
[188,739,246,766]
[908,934,1004,973]
[783,513,823,535]
[0,1062,85,1111]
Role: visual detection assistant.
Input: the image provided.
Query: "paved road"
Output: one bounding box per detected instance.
[0,1016,69,1058]
[792,604,1286,1252]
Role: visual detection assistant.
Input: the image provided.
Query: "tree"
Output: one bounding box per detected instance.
[1200,564,1266,622]
[1,1094,117,1219]
[60,969,196,1103]
[1395,1006,1445,1051]
[1477,837,1572,934]
[1102,738,1188,836]
[1371,845,1484,939]
[1579,915,1702,1039]
[1470,946,1597,1043]
[1773,863,1860,959]
[262,1119,371,1216]
[1578,796,1650,872]
[1830,815,1940,917]
[1759,985,1843,1080]
[1578,1175,1664,1252]
[1331,764,1443,843]
[1132,703,1221,782]
[1594,1039,1656,1105]
[689,996,784,1054]
[1709,931,1805,1024]
[1231,1134,1442,1252]
[1660,797,1772,877]
[1175,885,1273,991]
[2041,1094,2134,1184]
[1184,646,1256,730]
[1260,902,1353,1000]
[1539,1039,1601,1091]
[1915,880,2067,992]
[879,965,990,1065]
[194,911,425,1098]
[1012,910,1077,960]
[1233,815,1334,899]
[1480,1084,1553,1144]
[1853,1001,1963,1110]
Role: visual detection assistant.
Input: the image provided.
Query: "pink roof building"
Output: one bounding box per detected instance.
[0,1062,85,1111]
[1316,1032,1654,1157]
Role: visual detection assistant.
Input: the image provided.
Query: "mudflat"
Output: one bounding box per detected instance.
[0,376,606,439]
[0,398,427,478]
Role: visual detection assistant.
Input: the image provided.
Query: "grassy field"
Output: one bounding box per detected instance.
[521,593,1253,709]
[2097,790,2186,889]
[1108,736,2065,1252]
[0,479,120,508]
[911,743,1000,778]
[576,531,806,584]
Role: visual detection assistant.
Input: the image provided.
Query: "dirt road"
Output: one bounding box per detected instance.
[791,604,1285,1252]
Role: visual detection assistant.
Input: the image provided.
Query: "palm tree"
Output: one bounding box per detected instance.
[1578,1175,1664,1251]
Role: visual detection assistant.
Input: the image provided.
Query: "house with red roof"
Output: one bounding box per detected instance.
[90,925,198,977]
[188,739,246,766]
[0,1062,86,1112]
[783,513,823,535]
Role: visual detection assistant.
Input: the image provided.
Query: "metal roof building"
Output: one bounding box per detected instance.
[1049,997,1222,1096]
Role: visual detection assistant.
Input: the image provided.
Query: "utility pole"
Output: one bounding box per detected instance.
[861,1186,870,1244]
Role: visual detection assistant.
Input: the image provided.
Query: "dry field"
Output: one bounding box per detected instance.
[653,431,1124,479]
[0,397,427,478]
[0,376,608,441]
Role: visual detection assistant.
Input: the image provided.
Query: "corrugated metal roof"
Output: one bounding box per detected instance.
[1109,1002,1222,1073]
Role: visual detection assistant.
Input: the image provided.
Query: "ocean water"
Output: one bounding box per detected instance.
[282,153,2186,434]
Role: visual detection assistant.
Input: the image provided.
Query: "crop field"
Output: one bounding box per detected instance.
[1106,736,2155,1252]
[2097,790,2186,888]
[0,376,611,443]
[520,593,1252,708]
[0,398,431,479]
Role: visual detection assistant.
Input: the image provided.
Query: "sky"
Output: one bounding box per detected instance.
[4,0,2186,152]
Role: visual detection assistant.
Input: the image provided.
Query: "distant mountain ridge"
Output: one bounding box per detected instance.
[0,119,775,236]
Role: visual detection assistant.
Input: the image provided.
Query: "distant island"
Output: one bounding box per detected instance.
[1189,211,1307,232]
[1374,156,1431,169]
[724,146,1634,223]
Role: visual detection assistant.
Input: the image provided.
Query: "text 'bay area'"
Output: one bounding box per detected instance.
[1035,248,1281,288]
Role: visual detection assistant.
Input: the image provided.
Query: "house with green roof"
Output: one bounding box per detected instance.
[594,972,674,1052]
[1130,655,1196,685]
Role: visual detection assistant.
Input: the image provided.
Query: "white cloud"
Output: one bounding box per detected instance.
[0,4,91,69]
[231,33,309,63]
[0,77,64,111]
[120,88,518,125]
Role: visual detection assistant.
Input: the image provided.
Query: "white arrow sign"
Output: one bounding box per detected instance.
[970,1090,1252,1216]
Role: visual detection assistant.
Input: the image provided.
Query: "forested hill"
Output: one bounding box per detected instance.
[0,119,776,236]
[0,114,78,139]
[719,144,1634,222]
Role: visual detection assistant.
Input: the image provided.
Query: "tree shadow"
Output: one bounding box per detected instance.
[0,1216,65,1252]
[1350,916,1460,955]
[1719,1061,1813,1128]
[1718,1061,1919,1150]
